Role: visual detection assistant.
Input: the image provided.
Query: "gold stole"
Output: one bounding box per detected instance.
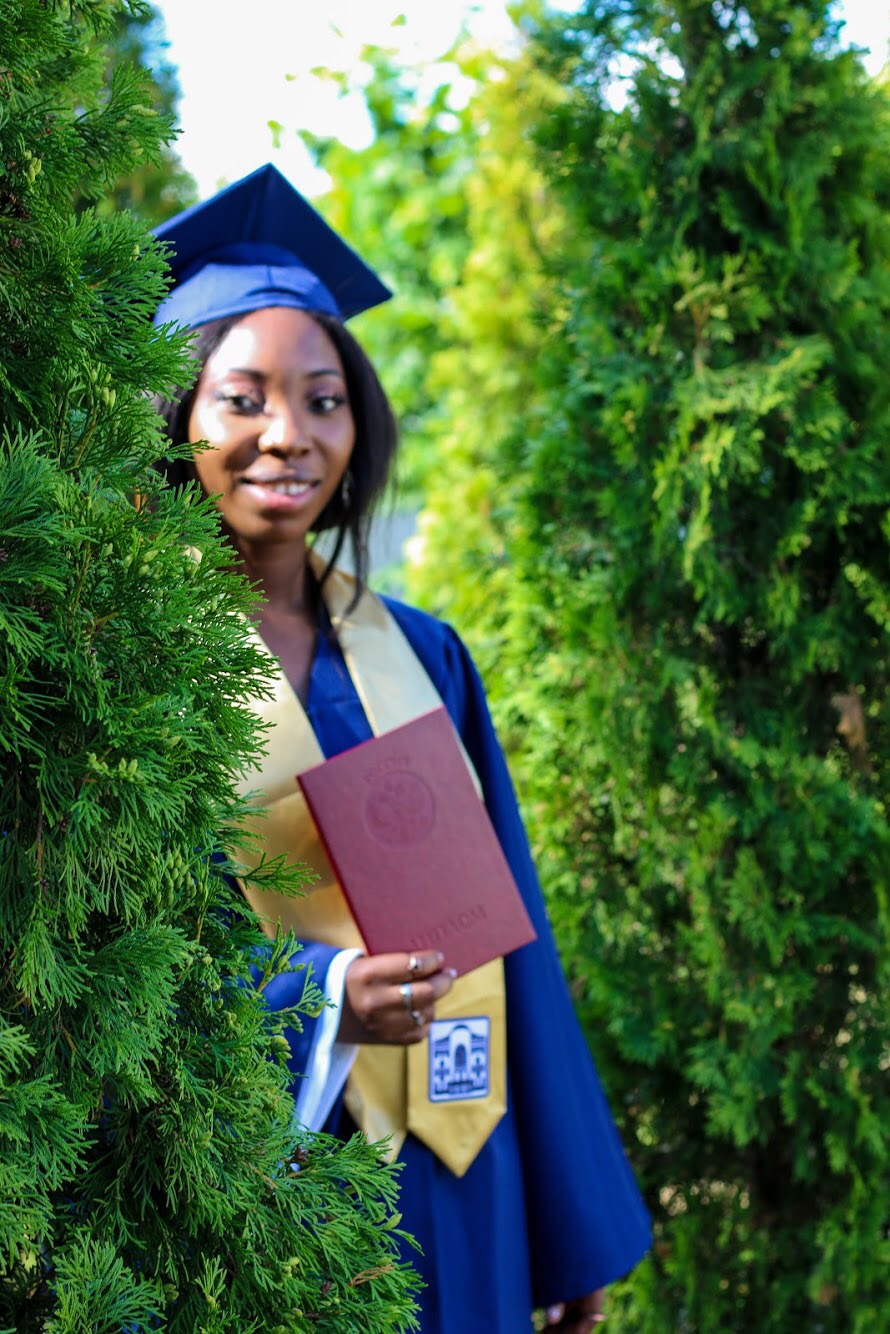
[235,554,506,1177]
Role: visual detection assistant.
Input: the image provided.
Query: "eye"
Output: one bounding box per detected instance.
[309,391,347,415]
[216,391,264,414]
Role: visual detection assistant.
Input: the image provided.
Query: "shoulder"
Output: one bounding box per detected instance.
[379,593,462,654]
[380,594,469,671]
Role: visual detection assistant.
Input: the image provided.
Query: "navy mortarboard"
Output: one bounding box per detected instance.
[153,163,392,329]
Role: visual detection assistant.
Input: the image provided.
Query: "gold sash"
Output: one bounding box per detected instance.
[235,552,506,1177]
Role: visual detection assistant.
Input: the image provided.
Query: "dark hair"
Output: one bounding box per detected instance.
[153,309,398,595]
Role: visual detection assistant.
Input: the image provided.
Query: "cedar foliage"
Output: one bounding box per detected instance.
[415,0,889,1327]
[0,3,418,1330]
[71,1,197,224]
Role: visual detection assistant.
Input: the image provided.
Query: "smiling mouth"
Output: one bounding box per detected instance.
[242,477,317,497]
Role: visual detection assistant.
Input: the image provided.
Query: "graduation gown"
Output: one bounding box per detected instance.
[256,596,651,1333]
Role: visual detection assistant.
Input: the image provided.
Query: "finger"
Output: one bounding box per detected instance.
[425,967,457,1001]
[404,1006,434,1042]
[371,950,445,983]
[392,968,456,1015]
[578,1289,605,1318]
[559,1291,606,1332]
[401,950,445,980]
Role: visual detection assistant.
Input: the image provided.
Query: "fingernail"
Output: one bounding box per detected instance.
[447,968,458,979]
[434,952,445,966]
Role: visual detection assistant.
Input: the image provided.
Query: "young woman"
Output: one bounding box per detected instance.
[154,164,651,1334]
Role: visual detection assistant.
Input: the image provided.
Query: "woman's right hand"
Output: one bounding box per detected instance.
[338,950,456,1045]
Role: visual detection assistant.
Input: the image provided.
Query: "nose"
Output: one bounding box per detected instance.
[257,401,306,453]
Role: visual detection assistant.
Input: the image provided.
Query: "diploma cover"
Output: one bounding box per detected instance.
[297,709,536,976]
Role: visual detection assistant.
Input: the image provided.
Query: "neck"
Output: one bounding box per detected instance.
[235,537,314,615]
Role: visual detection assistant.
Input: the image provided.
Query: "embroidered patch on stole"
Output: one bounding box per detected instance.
[428,1017,490,1102]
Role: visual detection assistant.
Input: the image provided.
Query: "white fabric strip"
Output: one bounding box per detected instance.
[292,947,362,1132]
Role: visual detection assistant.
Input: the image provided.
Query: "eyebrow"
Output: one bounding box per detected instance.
[219,366,345,380]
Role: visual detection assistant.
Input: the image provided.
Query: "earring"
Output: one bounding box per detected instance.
[341,468,353,509]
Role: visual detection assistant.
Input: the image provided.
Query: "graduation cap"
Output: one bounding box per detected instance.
[152,163,392,329]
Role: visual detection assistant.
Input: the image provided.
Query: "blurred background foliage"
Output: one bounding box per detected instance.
[116,0,888,1327]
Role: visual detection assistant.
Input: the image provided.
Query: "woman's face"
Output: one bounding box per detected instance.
[187,306,355,551]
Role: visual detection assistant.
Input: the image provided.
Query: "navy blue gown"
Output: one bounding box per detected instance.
[259,596,651,1332]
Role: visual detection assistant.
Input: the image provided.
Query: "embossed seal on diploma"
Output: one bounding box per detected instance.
[365,769,435,847]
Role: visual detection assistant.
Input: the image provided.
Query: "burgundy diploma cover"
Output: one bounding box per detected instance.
[297,708,536,975]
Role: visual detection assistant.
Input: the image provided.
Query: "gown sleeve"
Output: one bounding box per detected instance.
[249,942,361,1132]
[385,599,652,1302]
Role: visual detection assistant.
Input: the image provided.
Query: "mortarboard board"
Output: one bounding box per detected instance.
[152,163,391,329]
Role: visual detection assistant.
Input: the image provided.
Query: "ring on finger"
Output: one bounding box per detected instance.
[410,1008,424,1027]
[407,953,421,976]
[399,982,414,1010]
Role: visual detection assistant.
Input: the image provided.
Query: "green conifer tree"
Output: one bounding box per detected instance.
[72,1,198,224]
[414,0,889,1327]
[0,3,418,1330]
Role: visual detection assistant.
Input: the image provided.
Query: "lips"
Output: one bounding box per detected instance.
[231,466,322,516]
[237,473,322,512]
[240,474,317,495]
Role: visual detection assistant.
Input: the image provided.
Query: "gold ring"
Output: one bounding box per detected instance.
[410,1008,424,1027]
[399,982,413,1010]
